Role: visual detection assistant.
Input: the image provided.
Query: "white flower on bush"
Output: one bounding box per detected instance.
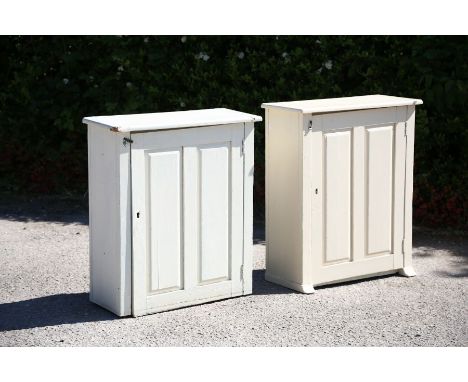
[180,101,186,107]
[195,52,210,61]
[181,36,187,43]
[237,52,245,59]
[126,82,132,88]
[144,37,149,43]
[282,52,290,62]
[324,60,333,70]
[63,78,69,85]
[118,65,124,72]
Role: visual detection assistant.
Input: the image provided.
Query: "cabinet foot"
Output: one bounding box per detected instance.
[398,266,416,277]
[301,284,316,293]
[265,272,315,293]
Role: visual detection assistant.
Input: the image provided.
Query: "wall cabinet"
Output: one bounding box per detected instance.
[83,108,261,316]
[262,95,423,292]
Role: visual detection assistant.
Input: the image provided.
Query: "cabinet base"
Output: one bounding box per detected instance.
[398,266,416,277]
[265,272,315,293]
[90,295,131,317]
[266,267,417,293]
[132,291,250,317]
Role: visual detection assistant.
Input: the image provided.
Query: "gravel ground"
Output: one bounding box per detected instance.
[0,197,467,346]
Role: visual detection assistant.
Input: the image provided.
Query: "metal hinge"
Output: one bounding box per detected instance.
[401,238,405,253]
[123,137,133,146]
[308,120,313,131]
[404,122,408,137]
[240,265,244,280]
[241,140,245,155]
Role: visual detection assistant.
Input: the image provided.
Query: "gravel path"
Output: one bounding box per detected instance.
[0,197,467,346]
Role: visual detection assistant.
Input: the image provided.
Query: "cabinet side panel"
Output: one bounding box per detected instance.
[392,107,407,269]
[242,122,255,294]
[88,125,130,316]
[403,106,416,267]
[266,109,303,284]
[118,132,132,316]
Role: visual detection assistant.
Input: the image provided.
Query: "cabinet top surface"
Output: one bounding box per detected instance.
[83,108,262,132]
[261,94,423,114]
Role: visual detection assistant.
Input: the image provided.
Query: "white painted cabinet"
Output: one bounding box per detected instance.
[262,95,423,292]
[83,108,261,316]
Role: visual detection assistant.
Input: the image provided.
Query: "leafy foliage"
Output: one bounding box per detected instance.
[0,36,467,228]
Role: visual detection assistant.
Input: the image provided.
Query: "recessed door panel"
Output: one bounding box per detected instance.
[147,150,182,292]
[199,143,230,283]
[366,126,393,255]
[324,130,351,263]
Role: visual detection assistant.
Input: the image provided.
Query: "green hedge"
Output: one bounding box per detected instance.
[0,36,467,229]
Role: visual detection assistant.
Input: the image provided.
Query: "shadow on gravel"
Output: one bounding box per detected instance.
[0,293,118,332]
[413,229,467,255]
[434,254,468,279]
[435,268,468,278]
[315,273,396,290]
[253,222,265,245]
[0,278,294,331]
[0,196,88,225]
[252,270,402,294]
[252,270,296,295]
[413,229,468,278]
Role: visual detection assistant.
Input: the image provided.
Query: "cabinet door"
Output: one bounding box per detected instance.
[309,108,407,285]
[131,124,245,315]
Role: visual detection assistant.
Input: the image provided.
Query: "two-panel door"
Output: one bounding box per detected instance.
[308,107,408,285]
[131,124,245,316]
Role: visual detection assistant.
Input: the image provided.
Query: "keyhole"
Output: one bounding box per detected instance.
[137,212,140,218]
[315,188,318,195]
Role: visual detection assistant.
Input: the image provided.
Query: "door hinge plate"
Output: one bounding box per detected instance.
[123,137,134,146]
[401,238,405,253]
[240,265,244,280]
[404,122,408,137]
[241,140,245,155]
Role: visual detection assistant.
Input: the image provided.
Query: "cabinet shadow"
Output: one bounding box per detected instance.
[0,293,117,332]
[252,269,297,295]
[0,271,295,332]
[0,196,88,225]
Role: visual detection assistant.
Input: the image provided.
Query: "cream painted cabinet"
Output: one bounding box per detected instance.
[83,108,261,316]
[262,95,423,292]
